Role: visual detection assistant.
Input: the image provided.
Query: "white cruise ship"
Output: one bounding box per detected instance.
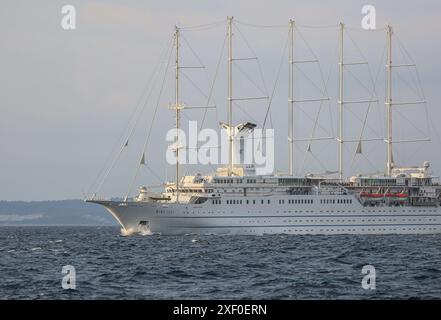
[87,18,441,235]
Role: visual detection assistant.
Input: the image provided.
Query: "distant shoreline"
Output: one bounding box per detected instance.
[0,199,117,226]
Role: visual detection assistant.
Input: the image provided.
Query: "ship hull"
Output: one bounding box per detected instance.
[89,198,441,235]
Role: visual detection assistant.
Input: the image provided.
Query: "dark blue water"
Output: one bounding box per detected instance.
[1,226,441,299]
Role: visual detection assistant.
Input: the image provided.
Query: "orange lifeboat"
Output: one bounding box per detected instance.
[385,192,408,199]
[360,192,383,198]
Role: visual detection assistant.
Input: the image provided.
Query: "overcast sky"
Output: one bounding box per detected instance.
[1,0,440,200]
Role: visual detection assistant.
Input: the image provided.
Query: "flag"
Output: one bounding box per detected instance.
[356,141,362,154]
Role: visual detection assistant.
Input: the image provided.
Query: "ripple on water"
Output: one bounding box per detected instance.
[1,226,441,299]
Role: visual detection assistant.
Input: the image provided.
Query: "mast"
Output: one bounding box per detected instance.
[338,22,344,181]
[174,26,180,202]
[227,16,234,176]
[386,25,393,176]
[288,19,294,175]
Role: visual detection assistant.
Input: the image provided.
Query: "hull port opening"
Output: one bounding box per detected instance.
[138,221,152,236]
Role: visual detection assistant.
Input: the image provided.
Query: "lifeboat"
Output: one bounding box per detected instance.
[385,192,408,199]
[360,192,383,198]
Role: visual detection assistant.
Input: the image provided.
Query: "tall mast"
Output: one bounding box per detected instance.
[386,25,393,176]
[174,26,180,202]
[338,22,344,181]
[227,16,234,176]
[288,19,294,176]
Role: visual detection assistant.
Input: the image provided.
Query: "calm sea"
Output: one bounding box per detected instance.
[1,226,441,299]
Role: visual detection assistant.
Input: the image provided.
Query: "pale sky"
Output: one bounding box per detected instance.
[1,0,441,200]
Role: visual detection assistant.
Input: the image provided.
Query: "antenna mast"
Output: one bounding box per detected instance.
[288,19,294,175]
[174,26,181,202]
[338,22,344,181]
[227,16,234,176]
[386,25,393,176]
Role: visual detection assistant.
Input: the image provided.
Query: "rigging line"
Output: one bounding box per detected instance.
[345,30,381,89]
[342,67,382,139]
[354,150,380,174]
[400,139,428,166]
[344,65,377,100]
[233,61,268,95]
[307,148,330,174]
[298,41,338,175]
[180,70,210,99]
[345,26,387,32]
[268,106,274,129]
[143,41,174,153]
[262,30,290,129]
[296,23,340,29]
[295,102,333,136]
[180,33,206,68]
[184,33,228,181]
[145,165,165,184]
[345,105,382,138]
[295,26,333,103]
[370,40,387,138]
[393,107,429,138]
[234,100,262,126]
[179,19,226,31]
[394,34,425,98]
[179,32,226,179]
[233,23,270,95]
[393,67,424,100]
[295,27,321,61]
[200,32,227,131]
[428,115,441,146]
[394,34,432,144]
[391,42,424,99]
[293,63,327,97]
[349,140,380,173]
[180,32,227,182]
[340,34,384,142]
[294,26,334,164]
[91,36,174,196]
[234,19,286,28]
[125,37,175,198]
[321,39,340,138]
[345,30,383,110]
[89,38,173,195]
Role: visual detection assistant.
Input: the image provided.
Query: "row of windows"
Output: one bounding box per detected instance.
[170,189,214,193]
[212,199,274,205]
[210,198,355,205]
[279,199,313,204]
[213,178,260,184]
[212,199,318,205]
[320,199,353,204]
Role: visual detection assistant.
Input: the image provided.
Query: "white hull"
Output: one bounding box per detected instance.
[91,196,441,235]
